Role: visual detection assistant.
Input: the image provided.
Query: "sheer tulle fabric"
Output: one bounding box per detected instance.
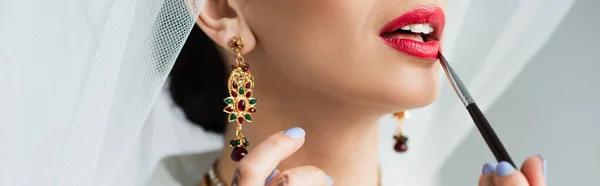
[0,0,573,185]
[0,0,202,185]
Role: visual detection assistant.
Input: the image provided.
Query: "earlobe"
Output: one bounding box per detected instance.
[195,0,255,54]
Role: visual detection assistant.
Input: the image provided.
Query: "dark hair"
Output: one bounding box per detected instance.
[168,24,228,134]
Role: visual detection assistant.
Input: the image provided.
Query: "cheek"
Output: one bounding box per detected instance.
[243,0,374,79]
[243,0,370,63]
[244,0,441,109]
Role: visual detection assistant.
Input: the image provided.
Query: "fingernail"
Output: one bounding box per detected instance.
[327,175,334,185]
[495,161,516,177]
[265,169,279,184]
[481,162,497,174]
[537,155,547,180]
[284,127,306,139]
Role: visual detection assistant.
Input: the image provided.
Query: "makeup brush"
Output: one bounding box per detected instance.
[438,52,516,168]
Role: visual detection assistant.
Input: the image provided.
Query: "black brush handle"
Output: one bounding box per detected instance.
[466,103,516,168]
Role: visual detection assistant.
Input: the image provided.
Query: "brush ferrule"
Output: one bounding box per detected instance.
[438,53,475,107]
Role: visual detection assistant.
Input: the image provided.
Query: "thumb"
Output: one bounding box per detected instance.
[521,155,547,186]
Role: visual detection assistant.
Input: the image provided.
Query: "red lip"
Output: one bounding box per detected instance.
[380,6,445,59]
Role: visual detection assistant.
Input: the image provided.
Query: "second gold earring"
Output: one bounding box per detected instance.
[393,111,409,153]
[223,36,258,162]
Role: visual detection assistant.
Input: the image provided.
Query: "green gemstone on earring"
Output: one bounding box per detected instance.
[243,138,249,147]
[402,135,408,142]
[234,140,241,146]
[229,140,236,146]
[244,113,252,121]
[239,87,245,94]
[249,98,257,105]
[229,113,237,121]
[224,98,234,104]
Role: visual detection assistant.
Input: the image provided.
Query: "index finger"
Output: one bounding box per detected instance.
[236,127,306,185]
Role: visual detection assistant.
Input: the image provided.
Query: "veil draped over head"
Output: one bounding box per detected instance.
[0,0,574,185]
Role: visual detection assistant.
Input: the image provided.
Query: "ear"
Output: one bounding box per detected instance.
[196,0,255,54]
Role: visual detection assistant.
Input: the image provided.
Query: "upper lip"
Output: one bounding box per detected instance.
[379,6,445,41]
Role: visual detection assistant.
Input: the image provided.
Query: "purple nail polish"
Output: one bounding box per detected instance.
[495,161,516,177]
[284,127,306,139]
[537,155,546,180]
[482,162,497,174]
[265,169,279,184]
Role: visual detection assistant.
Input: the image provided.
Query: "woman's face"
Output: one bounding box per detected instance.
[238,0,446,110]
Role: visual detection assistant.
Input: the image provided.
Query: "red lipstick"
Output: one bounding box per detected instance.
[380,6,445,59]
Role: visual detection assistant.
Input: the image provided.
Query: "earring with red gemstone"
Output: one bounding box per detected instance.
[223,36,257,162]
[393,111,409,153]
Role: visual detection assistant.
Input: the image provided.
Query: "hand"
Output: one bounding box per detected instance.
[230,127,334,186]
[478,156,547,186]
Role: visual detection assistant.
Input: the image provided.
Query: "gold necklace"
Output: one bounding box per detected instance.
[201,161,382,186]
[201,161,224,186]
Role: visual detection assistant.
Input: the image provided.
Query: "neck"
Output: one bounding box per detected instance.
[216,74,385,186]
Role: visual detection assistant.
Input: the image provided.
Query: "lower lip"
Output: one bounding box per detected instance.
[382,38,440,59]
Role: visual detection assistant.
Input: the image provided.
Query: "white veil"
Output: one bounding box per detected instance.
[0,0,574,185]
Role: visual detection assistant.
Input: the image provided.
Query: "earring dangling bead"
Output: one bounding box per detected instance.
[224,36,257,162]
[393,111,409,153]
[393,135,408,152]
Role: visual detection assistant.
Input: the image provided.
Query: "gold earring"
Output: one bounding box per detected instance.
[223,36,257,162]
[393,111,409,152]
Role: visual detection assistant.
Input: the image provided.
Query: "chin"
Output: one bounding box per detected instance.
[370,74,441,111]
[380,68,441,110]
[333,79,440,112]
[389,86,439,109]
